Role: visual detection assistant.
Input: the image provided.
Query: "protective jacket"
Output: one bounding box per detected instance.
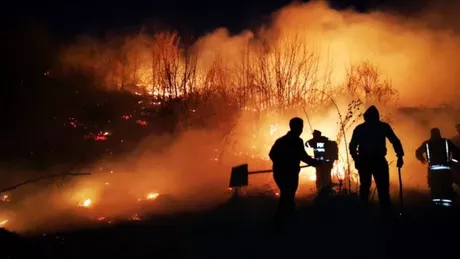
[416,138,459,171]
[269,131,317,175]
[349,106,404,160]
[306,136,338,162]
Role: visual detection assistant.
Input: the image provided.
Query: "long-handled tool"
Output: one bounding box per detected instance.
[229,164,311,188]
[0,172,91,194]
[398,167,404,217]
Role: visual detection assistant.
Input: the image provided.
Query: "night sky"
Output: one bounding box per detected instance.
[4,0,429,39]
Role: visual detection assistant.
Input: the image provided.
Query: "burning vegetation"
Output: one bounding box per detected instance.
[2,0,460,234]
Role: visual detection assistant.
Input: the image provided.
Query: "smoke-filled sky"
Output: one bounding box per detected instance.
[4,0,460,106]
[3,0,449,38]
[46,0,460,107]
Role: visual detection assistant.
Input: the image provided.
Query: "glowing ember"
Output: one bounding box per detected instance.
[131,214,141,221]
[94,131,109,141]
[67,118,77,128]
[136,120,148,126]
[1,195,9,202]
[97,216,105,221]
[121,114,132,120]
[79,199,92,207]
[146,193,159,200]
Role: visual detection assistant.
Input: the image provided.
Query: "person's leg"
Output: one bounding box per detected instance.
[428,171,441,205]
[273,174,298,231]
[358,161,372,204]
[285,174,299,216]
[315,167,323,193]
[273,175,286,230]
[325,163,333,189]
[373,158,391,209]
[440,170,454,204]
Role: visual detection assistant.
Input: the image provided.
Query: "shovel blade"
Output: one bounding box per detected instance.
[229,164,249,188]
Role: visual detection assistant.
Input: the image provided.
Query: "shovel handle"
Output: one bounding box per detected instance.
[248,165,311,175]
[398,167,404,216]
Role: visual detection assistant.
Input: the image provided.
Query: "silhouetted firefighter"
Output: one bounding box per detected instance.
[450,124,460,186]
[306,130,338,196]
[269,117,319,232]
[416,128,460,207]
[349,105,404,214]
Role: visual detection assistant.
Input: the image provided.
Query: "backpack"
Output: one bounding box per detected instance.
[326,140,339,161]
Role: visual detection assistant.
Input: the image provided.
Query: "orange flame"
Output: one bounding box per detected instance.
[146,193,159,200]
[79,199,92,208]
[0,220,8,227]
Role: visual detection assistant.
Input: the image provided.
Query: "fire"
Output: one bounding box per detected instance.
[79,199,92,208]
[332,160,346,180]
[0,220,8,227]
[1,195,9,202]
[131,214,141,221]
[136,120,148,126]
[269,124,279,136]
[121,114,132,120]
[146,193,159,200]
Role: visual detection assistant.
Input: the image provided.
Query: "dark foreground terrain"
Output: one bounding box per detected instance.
[1,189,458,259]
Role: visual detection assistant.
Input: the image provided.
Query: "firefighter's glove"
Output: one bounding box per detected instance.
[397,156,404,168]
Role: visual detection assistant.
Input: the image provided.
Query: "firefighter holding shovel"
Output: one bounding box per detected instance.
[349,105,404,216]
[269,117,319,232]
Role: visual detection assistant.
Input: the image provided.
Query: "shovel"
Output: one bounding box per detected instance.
[398,167,404,217]
[229,164,311,188]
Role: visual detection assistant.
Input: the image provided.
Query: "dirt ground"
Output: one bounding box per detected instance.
[1,189,458,259]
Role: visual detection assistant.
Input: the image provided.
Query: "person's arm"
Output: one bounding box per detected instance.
[448,140,460,161]
[299,138,317,166]
[349,127,359,161]
[269,139,279,163]
[415,142,426,163]
[385,124,404,158]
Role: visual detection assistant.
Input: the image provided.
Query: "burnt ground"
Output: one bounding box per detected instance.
[1,189,458,259]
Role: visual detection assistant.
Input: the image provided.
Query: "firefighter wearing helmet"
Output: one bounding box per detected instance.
[416,128,460,207]
[306,129,338,196]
